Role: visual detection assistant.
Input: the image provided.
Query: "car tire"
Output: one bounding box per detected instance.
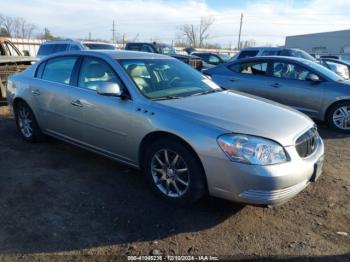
[327,102,350,133]
[14,101,44,142]
[143,139,206,206]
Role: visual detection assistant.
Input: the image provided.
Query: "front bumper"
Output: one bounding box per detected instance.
[202,136,324,206]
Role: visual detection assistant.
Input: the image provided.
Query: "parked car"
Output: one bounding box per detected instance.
[320,58,350,79]
[232,47,349,79]
[7,50,324,206]
[125,42,202,71]
[190,52,226,69]
[205,56,350,132]
[37,39,116,58]
[0,38,37,100]
[231,47,317,61]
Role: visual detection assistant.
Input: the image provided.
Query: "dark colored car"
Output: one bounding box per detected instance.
[125,42,202,71]
[191,52,226,69]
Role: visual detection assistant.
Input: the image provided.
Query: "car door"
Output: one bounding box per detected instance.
[220,59,275,99]
[265,60,325,118]
[31,56,84,139]
[71,56,136,162]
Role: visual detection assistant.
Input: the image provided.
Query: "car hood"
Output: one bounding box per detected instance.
[155,91,314,146]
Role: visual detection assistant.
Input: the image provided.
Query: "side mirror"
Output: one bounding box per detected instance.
[306,73,321,82]
[96,82,122,97]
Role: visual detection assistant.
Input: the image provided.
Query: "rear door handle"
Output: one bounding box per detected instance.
[71,100,83,107]
[229,78,238,82]
[272,83,281,88]
[32,89,40,96]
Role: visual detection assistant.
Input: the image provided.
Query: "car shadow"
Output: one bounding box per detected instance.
[316,121,350,140]
[0,127,243,255]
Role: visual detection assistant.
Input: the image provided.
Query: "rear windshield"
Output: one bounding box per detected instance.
[237,50,259,59]
[37,44,55,56]
[37,44,69,56]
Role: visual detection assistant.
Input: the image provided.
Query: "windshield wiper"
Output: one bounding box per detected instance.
[190,89,224,97]
[152,96,183,101]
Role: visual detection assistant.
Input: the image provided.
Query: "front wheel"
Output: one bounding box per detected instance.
[14,101,43,142]
[143,139,206,206]
[327,102,350,133]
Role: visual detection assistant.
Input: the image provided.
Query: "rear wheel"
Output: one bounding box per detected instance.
[14,101,43,142]
[143,139,206,206]
[327,102,350,133]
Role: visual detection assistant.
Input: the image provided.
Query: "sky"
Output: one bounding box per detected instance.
[1,0,350,48]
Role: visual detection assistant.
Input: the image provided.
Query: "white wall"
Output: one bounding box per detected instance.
[8,38,45,57]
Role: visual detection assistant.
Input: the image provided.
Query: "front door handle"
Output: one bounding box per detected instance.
[32,89,40,96]
[71,100,83,107]
[271,83,281,88]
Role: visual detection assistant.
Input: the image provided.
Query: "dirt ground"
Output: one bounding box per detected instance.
[0,104,349,261]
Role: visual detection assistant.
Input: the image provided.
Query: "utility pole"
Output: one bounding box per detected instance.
[89,32,91,41]
[112,20,116,44]
[237,13,243,50]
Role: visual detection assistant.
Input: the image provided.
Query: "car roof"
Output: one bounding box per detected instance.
[80,41,115,45]
[41,50,171,60]
[239,47,303,52]
[41,39,113,45]
[231,55,310,63]
[240,47,282,51]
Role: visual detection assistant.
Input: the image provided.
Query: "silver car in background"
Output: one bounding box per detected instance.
[7,51,324,206]
[205,56,350,132]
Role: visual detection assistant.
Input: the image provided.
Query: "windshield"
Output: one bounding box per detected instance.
[301,60,344,81]
[84,43,116,50]
[298,50,317,62]
[120,59,221,99]
[156,45,176,55]
[218,54,231,62]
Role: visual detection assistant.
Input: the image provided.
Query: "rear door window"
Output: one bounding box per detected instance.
[42,56,78,85]
[229,61,268,76]
[237,50,259,59]
[78,57,123,91]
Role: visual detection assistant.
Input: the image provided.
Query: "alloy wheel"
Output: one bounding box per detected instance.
[333,105,350,130]
[150,149,190,198]
[17,105,33,138]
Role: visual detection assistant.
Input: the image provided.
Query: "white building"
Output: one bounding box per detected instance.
[285,29,350,59]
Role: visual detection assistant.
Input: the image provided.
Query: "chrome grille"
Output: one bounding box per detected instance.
[295,128,319,158]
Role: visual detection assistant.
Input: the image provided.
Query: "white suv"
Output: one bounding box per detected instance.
[37,39,116,58]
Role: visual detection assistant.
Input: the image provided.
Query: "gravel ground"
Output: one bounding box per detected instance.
[0,105,349,261]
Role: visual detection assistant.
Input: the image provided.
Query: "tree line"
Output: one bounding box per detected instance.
[0,13,55,40]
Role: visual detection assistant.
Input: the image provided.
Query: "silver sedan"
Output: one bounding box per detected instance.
[6,51,324,206]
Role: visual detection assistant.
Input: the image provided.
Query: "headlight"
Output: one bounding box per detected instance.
[217,134,288,165]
